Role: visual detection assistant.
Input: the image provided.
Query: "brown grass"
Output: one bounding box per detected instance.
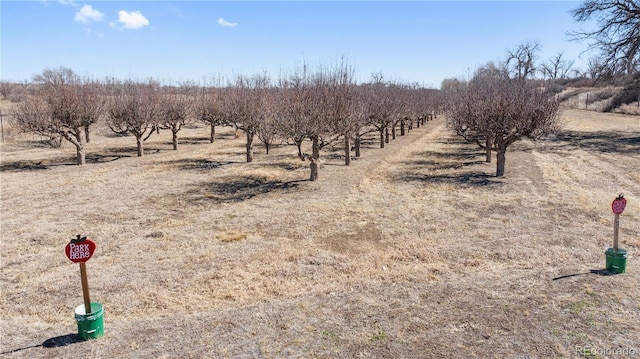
[1,110,639,358]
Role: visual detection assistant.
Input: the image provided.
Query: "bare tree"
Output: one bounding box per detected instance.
[13,67,103,165]
[445,63,560,176]
[587,56,619,81]
[158,83,195,150]
[0,81,13,100]
[276,64,317,160]
[443,76,493,162]
[570,0,640,77]
[305,62,354,180]
[350,88,377,158]
[195,76,229,143]
[255,87,282,155]
[277,61,355,180]
[227,73,270,163]
[13,95,62,148]
[77,79,107,144]
[505,41,541,80]
[329,79,357,166]
[362,75,404,149]
[541,52,575,80]
[107,79,160,157]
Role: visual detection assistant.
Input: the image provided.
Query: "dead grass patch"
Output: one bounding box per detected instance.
[216,230,248,242]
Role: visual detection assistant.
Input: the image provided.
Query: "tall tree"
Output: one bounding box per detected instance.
[227,73,270,163]
[505,41,541,81]
[445,63,561,176]
[305,62,354,180]
[276,64,315,159]
[541,52,575,80]
[77,79,107,144]
[570,0,640,76]
[363,75,403,149]
[195,77,229,144]
[158,83,195,150]
[13,67,103,165]
[107,79,160,157]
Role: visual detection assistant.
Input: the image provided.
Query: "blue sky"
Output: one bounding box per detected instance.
[1,1,593,88]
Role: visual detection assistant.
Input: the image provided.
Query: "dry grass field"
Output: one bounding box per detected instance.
[1,105,639,358]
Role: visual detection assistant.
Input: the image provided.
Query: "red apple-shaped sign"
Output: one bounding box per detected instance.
[612,195,627,215]
[65,238,96,263]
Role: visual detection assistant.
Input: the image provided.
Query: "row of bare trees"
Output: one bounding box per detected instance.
[443,62,560,177]
[12,65,441,180]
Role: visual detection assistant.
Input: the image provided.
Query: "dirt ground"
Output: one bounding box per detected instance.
[0,108,639,358]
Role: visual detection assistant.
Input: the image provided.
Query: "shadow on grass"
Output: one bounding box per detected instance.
[394,147,499,186]
[104,146,163,155]
[188,175,307,203]
[0,160,50,172]
[266,161,308,171]
[167,159,241,172]
[552,269,616,281]
[0,333,82,355]
[178,136,213,145]
[0,153,131,172]
[543,131,640,154]
[396,171,502,186]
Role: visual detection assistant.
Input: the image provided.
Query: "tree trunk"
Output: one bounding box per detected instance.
[485,138,492,163]
[344,136,350,166]
[84,126,91,144]
[496,151,506,177]
[391,125,396,140]
[172,128,179,150]
[385,126,390,143]
[74,128,86,165]
[265,142,270,155]
[296,139,303,159]
[245,130,254,163]
[76,146,86,165]
[400,119,405,136]
[355,135,361,157]
[310,136,320,181]
[416,119,420,128]
[496,148,506,177]
[210,123,215,143]
[136,136,144,157]
[379,128,385,149]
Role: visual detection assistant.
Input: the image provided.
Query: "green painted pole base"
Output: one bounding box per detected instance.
[605,248,627,274]
[74,302,104,340]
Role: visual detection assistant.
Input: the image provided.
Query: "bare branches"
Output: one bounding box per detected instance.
[107,79,161,157]
[505,41,540,81]
[158,83,196,150]
[444,63,560,176]
[541,52,575,80]
[226,73,271,163]
[569,0,640,76]
[12,67,105,164]
[195,77,229,143]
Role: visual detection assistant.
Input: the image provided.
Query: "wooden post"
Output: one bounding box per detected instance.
[79,262,92,313]
[613,214,620,252]
[585,94,589,109]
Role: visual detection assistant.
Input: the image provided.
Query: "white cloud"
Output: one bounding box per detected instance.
[217,17,238,28]
[169,6,184,19]
[57,0,79,6]
[117,10,149,30]
[75,5,103,23]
